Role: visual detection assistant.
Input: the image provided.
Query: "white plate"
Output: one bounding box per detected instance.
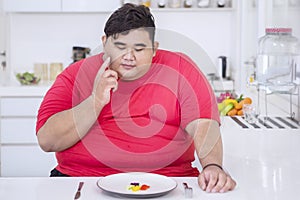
[96,172,177,198]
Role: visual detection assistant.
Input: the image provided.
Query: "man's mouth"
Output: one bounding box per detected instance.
[121,64,135,70]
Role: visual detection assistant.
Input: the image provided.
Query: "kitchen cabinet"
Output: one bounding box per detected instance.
[1,118,37,143]
[0,87,56,177]
[3,0,120,13]
[3,0,236,13]
[62,0,120,12]
[3,0,61,12]
[150,0,235,10]
[1,146,55,177]
[0,97,42,116]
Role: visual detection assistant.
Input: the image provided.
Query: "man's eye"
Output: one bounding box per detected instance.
[135,48,144,52]
[114,44,126,50]
[116,46,126,50]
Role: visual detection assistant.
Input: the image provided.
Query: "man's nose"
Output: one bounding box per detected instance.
[123,49,134,60]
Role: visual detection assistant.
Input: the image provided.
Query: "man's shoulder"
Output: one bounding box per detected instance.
[155,49,182,59]
[154,49,192,63]
[153,49,197,70]
[154,49,206,80]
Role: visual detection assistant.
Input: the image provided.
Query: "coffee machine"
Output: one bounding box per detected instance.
[72,46,91,63]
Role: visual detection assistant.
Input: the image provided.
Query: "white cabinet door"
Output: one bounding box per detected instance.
[1,145,56,177]
[62,0,120,12]
[0,97,43,116]
[3,0,61,12]
[1,118,38,144]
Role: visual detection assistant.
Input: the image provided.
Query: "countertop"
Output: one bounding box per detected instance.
[0,85,50,97]
[0,177,227,200]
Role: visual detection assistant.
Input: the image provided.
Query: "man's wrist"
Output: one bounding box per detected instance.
[202,163,223,171]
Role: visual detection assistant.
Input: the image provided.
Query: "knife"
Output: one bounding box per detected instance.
[74,182,84,199]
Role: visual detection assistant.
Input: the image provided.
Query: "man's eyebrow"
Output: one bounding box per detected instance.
[134,43,147,47]
[113,42,147,47]
[114,42,126,46]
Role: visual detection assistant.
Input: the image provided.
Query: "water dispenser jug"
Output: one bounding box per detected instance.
[256,28,300,93]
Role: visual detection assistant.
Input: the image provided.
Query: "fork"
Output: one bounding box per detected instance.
[183,182,193,198]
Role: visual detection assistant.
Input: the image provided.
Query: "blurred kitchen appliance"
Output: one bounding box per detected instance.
[141,0,151,7]
[168,0,182,8]
[50,63,63,81]
[217,0,226,7]
[255,28,300,123]
[34,63,48,84]
[217,0,231,7]
[122,0,142,6]
[184,0,193,8]
[256,28,299,93]
[244,56,256,86]
[158,0,166,7]
[72,46,91,63]
[217,56,230,79]
[197,0,210,7]
[0,50,6,85]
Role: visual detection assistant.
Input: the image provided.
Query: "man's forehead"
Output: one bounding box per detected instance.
[108,29,152,44]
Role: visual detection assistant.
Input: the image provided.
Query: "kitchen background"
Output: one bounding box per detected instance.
[0,0,299,176]
[1,0,300,91]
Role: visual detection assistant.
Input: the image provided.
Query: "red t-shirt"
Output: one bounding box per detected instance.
[36,49,219,177]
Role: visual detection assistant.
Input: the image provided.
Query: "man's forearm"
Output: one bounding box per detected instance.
[199,137,223,169]
[186,119,223,168]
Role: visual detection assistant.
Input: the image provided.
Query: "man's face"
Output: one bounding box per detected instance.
[102,28,158,81]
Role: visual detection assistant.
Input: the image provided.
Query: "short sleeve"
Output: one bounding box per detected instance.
[177,54,220,128]
[35,63,79,133]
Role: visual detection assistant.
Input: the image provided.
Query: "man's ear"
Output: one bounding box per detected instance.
[101,35,107,46]
[101,36,108,60]
[153,41,159,57]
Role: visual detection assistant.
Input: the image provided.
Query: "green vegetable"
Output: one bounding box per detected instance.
[16,72,40,85]
[220,103,234,116]
[236,94,244,103]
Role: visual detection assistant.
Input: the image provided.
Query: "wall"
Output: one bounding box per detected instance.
[0,0,7,85]
[0,0,4,49]
[7,13,110,83]
[153,11,237,73]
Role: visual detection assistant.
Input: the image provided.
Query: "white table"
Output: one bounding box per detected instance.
[0,160,300,200]
[1,118,299,199]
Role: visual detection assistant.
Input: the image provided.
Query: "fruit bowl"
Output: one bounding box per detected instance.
[15,71,41,85]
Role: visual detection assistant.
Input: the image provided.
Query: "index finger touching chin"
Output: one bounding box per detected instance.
[97,56,111,75]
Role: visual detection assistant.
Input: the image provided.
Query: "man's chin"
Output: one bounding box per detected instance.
[119,71,139,81]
